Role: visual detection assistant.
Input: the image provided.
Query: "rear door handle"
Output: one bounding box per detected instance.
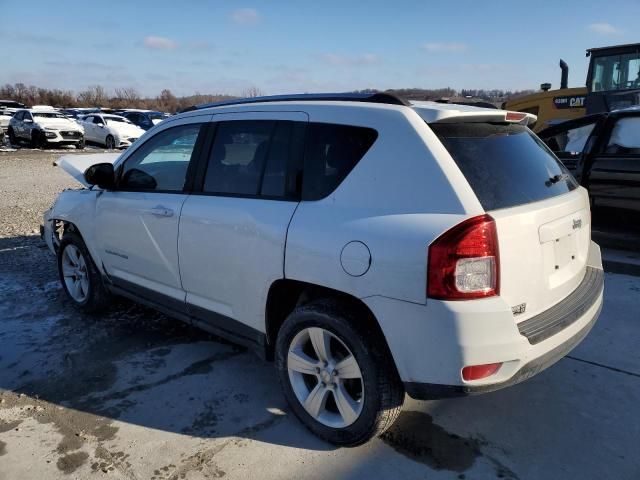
[148,206,174,218]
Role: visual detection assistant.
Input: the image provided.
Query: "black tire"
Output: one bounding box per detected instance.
[7,128,16,146]
[76,138,85,150]
[31,130,45,149]
[275,300,404,446]
[105,135,115,150]
[57,231,110,313]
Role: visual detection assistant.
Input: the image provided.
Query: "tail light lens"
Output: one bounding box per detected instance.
[427,214,499,300]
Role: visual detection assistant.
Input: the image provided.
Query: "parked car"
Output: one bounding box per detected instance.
[79,113,146,149]
[43,93,604,446]
[0,109,13,133]
[8,107,84,148]
[539,106,640,213]
[0,99,26,110]
[121,109,170,130]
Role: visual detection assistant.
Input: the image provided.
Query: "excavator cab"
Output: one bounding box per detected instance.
[586,43,640,114]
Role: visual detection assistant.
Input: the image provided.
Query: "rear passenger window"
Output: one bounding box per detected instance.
[261,121,306,198]
[204,121,276,196]
[302,123,378,200]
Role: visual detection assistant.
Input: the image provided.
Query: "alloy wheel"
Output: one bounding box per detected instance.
[61,244,89,303]
[287,327,364,428]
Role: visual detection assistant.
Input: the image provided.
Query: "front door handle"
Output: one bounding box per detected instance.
[148,206,174,218]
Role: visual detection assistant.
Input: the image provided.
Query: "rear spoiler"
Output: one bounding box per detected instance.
[410,101,537,126]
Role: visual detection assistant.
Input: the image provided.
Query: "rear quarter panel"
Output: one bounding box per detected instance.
[285,105,482,304]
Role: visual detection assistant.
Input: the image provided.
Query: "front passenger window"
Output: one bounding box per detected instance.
[119,123,202,192]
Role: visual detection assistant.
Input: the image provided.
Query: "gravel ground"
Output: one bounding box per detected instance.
[0,147,107,238]
[1,149,639,480]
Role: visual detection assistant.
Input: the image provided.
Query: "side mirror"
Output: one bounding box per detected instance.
[84,163,115,189]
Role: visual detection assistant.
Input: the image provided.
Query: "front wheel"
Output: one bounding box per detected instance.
[105,135,115,150]
[58,231,109,313]
[76,138,85,150]
[31,130,46,149]
[275,300,404,446]
[7,128,17,146]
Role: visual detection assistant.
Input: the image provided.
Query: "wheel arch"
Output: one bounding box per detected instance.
[264,279,396,369]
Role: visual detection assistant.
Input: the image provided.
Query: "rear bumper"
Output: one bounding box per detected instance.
[364,241,604,400]
[404,299,601,399]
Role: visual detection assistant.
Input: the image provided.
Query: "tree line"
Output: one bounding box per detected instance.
[1,83,535,113]
[0,84,245,113]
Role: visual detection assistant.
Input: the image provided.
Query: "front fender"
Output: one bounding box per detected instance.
[46,188,105,273]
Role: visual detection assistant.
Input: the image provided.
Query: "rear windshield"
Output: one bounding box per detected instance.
[430,123,578,211]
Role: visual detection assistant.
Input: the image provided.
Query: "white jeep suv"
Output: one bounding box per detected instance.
[42,93,604,445]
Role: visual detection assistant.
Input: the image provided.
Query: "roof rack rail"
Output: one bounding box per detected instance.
[178,92,409,113]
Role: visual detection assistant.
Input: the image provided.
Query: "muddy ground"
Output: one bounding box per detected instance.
[1,149,639,479]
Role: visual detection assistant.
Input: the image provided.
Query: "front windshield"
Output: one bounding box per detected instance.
[33,112,67,119]
[106,117,132,124]
[591,52,640,92]
[149,112,167,120]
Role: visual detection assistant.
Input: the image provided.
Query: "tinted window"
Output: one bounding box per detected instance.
[261,121,306,198]
[203,120,276,195]
[93,116,104,125]
[302,123,378,200]
[430,123,578,211]
[119,123,202,191]
[14,111,23,121]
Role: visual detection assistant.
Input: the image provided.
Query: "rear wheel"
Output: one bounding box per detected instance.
[7,128,16,146]
[105,135,115,150]
[58,231,110,313]
[275,300,404,446]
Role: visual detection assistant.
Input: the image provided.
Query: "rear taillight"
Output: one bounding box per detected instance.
[427,214,499,300]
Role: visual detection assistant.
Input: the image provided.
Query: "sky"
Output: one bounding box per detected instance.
[0,0,639,97]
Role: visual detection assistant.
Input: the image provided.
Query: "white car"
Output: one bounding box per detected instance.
[80,114,146,149]
[8,107,84,148]
[42,93,604,445]
[0,110,13,134]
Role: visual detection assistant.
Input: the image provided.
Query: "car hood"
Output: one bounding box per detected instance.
[108,122,145,138]
[35,117,83,130]
[55,153,121,187]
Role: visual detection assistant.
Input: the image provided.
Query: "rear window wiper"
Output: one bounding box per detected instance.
[545,173,570,187]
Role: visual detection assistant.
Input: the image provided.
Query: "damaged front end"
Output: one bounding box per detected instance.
[41,151,121,257]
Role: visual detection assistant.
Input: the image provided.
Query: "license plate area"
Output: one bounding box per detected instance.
[553,233,577,270]
[539,209,588,289]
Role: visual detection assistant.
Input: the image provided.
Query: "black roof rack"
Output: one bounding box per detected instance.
[179,92,409,113]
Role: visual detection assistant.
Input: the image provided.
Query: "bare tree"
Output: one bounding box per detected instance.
[242,87,264,98]
[113,87,142,108]
[77,85,108,107]
[156,89,178,112]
